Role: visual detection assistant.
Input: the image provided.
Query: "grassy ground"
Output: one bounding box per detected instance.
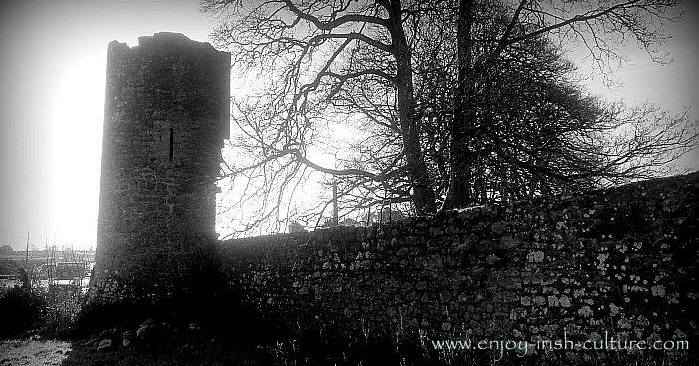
[0,339,71,366]
[0,337,271,366]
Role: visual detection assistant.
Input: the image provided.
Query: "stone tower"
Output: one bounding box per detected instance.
[89,33,230,305]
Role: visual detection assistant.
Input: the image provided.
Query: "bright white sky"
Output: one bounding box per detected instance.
[0,0,697,250]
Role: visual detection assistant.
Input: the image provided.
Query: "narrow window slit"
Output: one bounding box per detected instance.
[169,128,174,162]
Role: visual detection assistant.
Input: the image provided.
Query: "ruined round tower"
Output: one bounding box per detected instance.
[89,33,229,305]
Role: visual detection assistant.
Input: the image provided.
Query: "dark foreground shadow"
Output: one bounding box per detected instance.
[60,340,265,366]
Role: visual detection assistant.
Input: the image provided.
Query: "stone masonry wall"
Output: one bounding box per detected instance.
[219,172,698,362]
[90,33,230,305]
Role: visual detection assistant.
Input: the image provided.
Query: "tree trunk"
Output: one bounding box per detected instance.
[386,0,437,215]
[444,0,475,209]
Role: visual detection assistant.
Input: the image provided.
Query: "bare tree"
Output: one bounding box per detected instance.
[444,0,685,208]
[206,0,440,216]
[204,0,695,236]
[432,30,695,203]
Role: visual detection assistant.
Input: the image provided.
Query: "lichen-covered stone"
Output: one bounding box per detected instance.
[218,172,698,364]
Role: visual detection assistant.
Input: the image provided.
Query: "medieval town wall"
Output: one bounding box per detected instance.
[219,173,697,361]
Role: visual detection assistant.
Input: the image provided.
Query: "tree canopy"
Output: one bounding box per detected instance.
[204,0,696,236]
